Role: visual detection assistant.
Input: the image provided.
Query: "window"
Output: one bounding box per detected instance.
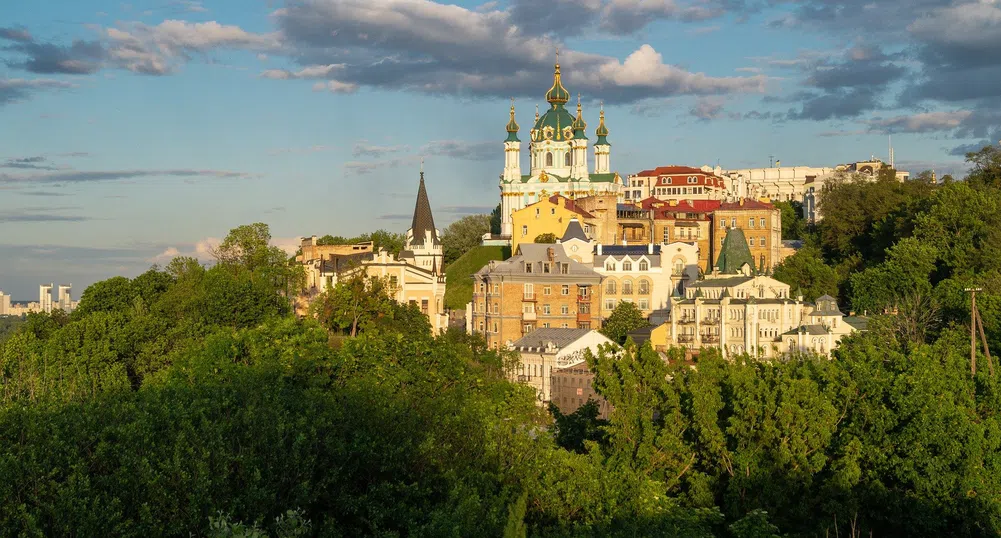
[579,286,589,297]
[605,261,616,271]
[720,220,726,229]
[760,218,766,227]
[749,237,755,247]
[493,322,498,332]
[639,279,650,294]
[390,275,398,288]
[605,298,617,310]
[492,303,499,314]
[688,176,697,184]
[749,218,755,228]
[639,299,649,310]
[546,152,553,167]
[561,263,569,274]
[622,280,633,295]
[639,260,648,271]
[524,283,534,298]
[623,261,632,271]
[479,322,485,332]
[524,324,534,334]
[561,323,569,328]
[543,323,551,328]
[674,261,684,275]
[525,262,533,273]
[564,152,571,166]
[536,208,540,217]
[760,237,766,247]
[731,217,736,227]
[606,280,617,294]
[421,299,428,315]
[543,304,551,315]
[663,228,670,242]
[521,225,528,237]
[523,303,535,314]
[579,303,590,314]
[561,304,569,314]
[543,286,551,295]
[542,262,551,274]
[562,285,570,295]
[493,283,499,294]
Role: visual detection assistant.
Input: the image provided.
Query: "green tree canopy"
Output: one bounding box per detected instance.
[771,247,839,302]
[534,233,558,244]
[600,301,648,344]
[441,214,490,265]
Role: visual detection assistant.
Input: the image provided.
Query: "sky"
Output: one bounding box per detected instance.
[1,0,999,299]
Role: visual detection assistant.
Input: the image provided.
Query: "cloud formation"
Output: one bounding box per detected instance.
[0,168,255,185]
[0,77,74,106]
[868,110,972,134]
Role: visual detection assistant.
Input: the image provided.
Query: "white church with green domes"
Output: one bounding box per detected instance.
[499,59,623,237]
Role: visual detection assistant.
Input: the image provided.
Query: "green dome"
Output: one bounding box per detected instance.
[594,106,609,146]
[572,99,588,139]
[545,63,570,105]
[532,104,575,142]
[505,102,520,142]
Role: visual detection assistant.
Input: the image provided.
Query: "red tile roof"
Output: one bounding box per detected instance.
[632,166,726,189]
[652,199,721,219]
[547,195,595,218]
[718,199,776,211]
[634,165,705,176]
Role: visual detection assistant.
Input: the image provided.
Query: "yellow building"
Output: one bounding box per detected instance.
[511,195,593,252]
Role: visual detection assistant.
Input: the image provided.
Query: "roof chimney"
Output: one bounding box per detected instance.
[597,244,602,255]
[648,243,654,254]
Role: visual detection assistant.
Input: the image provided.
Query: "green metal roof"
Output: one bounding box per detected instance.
[533,104,576,141]
[715,227,755,274]
[505,103,520,142]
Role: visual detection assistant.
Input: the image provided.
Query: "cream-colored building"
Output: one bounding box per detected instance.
[0,291,10,316]
[297,170,448,333]
[652,228,863,358]
[593,242,699,324]
[508,327,615,406]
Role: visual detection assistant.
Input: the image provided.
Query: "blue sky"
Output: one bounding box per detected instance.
[1,0,998,299]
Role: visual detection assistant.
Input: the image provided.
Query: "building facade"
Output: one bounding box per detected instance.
[510,195,593,252]
[593,243,699,323]
[469,244,603,349]
[499,60,622,238]
[650,228,862,358]
[624,165,727,203]
[0,291,10,316]
[711,199,782,272]
[508,328,614,406]
[296,170,448,333]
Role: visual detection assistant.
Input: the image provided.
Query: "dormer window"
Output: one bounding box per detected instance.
[605,261,616,271]
[687,176,698,184]
[623,261,632,271]
[525,263,534,274]
[639,261,648,271]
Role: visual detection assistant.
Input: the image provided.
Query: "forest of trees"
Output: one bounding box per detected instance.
[1,148,1001,536]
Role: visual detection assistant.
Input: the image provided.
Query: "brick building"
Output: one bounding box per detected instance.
[711,198,781,271]
[469,244,603,349]
[624,165,727,203]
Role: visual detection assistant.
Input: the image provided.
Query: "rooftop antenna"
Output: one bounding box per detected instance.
[769,155,774,167]
[420,157,424,180]
[888,134,894,168]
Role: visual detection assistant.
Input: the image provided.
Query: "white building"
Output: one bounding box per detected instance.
[57,285,72,311]
[593,242,700,325]
[39,284,53,314]
[508,327,615,405]
[0,290,10,316]
[499,59,622,238]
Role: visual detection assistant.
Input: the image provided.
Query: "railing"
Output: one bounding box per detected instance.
[576,313,591,322]
[676,317,696,324]
[701,334,719,343]
[702,317,717,325]
[523,312,537,321]
[678,334,695,343]
[671,270,686,277]
[522,294,536,301]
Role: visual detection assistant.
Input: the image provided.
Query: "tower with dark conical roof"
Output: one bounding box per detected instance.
[404,166,444,274]
[715,227,755,275]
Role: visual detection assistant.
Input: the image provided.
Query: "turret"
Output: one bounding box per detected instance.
[570,94,590,182]
[503,98,522,183]
[594,102,610,174]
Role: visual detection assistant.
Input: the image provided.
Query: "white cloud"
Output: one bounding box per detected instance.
[311,80,358,93]
[260,63,344,79]
[595,45,766,94]
[868,110,972,133]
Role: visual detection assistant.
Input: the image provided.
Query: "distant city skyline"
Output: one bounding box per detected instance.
[2,0,997,299]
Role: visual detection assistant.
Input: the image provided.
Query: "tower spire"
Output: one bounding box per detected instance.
[545,50,570,106]
[505,97,520,142]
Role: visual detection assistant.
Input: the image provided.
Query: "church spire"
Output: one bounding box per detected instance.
[594,101,609,146]
[410,167,439,247]
[505,97,520,142]
[545,50,570,106]
[572,93,587,137]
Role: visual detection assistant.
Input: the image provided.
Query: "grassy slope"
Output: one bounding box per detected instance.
[444,246,510,310]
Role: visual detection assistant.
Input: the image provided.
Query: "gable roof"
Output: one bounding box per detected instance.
[718,199,776,211]
[512,327,592,350]
[715,228,755,274]
[547,195,595,218]
[634,165,705,176]
[560,219,589,242]
[410,172,440,246]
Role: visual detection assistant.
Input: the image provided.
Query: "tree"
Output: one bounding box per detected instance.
[534,233,557,244]
[441,214,490,265]
[773,201,806,240]
[600,301,647,344]
[965,144,1001,189]
[549,400,608,453]
[311,274,396,337]
[771,247,839,302]
[490,203,502,235]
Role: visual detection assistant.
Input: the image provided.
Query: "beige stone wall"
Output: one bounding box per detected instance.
[551,366,610,419]
[711,208,781,270]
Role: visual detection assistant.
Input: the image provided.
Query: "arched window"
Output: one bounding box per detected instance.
[564,152,571,166]
[674,261,684,276]
[606,280,617,294]
[546,152,553,167]
[638,279,650,294]
[622,279,633,295]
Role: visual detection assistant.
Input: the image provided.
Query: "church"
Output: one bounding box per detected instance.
[499,57,623,238]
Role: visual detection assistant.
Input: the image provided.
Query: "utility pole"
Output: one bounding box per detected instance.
[965,287,995,377]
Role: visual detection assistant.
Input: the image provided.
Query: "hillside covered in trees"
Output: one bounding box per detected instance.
[2,148,1001,537]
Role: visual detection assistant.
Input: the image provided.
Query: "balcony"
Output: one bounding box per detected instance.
[523,311,537,321]
[522,294,537,302]
[577,312,591,323]
[701,334,719,344]
[678,334,695,343]
[702,317,717,325]
[577,294,591,302]
[676,317,696,324]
